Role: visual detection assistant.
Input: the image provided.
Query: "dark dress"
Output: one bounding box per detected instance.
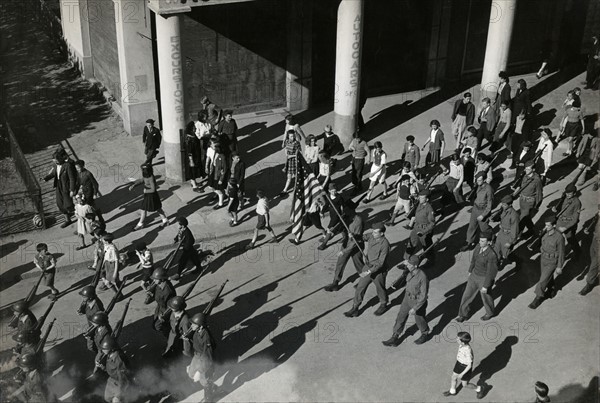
[141,175,162,212]
[184,134,203,181]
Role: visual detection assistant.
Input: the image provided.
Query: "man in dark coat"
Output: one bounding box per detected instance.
[74,159,104,226]
[142,119,162,165]
[42,148,77,228]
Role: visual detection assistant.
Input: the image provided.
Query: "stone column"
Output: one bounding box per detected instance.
[480,0,517,101]
[114,0,158,136]
[333,0,364,147]
[286,0,312,112]
[156,13,185,182]
[59,0,93,77]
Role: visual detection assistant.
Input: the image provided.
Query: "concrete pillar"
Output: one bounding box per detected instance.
[286,1,312,112]
[480,0,517,101]
[156,13,185,182]
[333,0,364,147]
[113,0,158,136]
[59,0,93,78]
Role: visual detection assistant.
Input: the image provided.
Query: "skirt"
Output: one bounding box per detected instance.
[141,192,162,212]
[285,156,298,177]
[103,260,120,283]
[577,152,593,166]
[564,121,582,139]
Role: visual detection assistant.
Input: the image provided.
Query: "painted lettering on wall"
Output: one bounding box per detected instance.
[171,35,184,120]
[349,14,361,88]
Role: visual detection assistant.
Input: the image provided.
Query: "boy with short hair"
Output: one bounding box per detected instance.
[247,190,278,249]
[402,135,420,170]
[33,243,60,300]
[386,175,413,227]
[135,241,154,289]
[442,331,484,399]
[535,381,551,403]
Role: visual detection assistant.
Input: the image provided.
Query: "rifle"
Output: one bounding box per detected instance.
[526,200,574,251]
[181,280,228,340]
[144,240,183,303]
[488,206,503,222]
[466,154,500,202]
[406,169,442,219]
[512,144,546,192]
[9,273,45,328]
[34,300,55,334]
[92,299,131,376]
[13,318,56,384]
[83,280,126,339]
[157,263,208,324]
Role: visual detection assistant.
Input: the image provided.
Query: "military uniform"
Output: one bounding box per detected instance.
[458,245,498,319]
[104,350,130,403]
[17,311,38,333]
[556,195,582,253]
[150,281,176,333]
[83,298,105,327]
[331,215,364,285]
[584,216,599,287]
[534,230,565,298]
[19,369,50,403]
[518,173,543,233]
[88,325,112,358]
[466,182,493,244]
[186,328,216,394]
[494,206,519,260]
[409,202,435,254]
[351,233,390,310]
[392,268,429,337]
[165,311,191,356]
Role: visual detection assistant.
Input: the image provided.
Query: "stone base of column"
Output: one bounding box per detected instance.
[122,100,159,136]
[163,141,184,183]
[333,112,357,147]
[286,77,311,112]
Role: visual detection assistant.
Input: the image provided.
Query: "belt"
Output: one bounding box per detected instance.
[474,204,487,209]
[542,252,557,258]
[417,224,429,228]
[520,195,535,201]
[560,217,575,221]
[501,228,512,233]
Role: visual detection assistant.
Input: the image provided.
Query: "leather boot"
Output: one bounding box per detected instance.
[528,296,543,309]
[344,306,360,317]
[318,233,332,250]
[580,282,595,296]
[324,281,340,292]
[382,333,402,347]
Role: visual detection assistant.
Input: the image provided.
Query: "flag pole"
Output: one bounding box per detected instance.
[297,152,366,256]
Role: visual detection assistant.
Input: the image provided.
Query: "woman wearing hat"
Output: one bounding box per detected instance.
[129,164,169,230]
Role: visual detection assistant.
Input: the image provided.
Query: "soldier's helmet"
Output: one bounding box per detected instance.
[167,296,186,311]
[190,312,207,326]
[12,300,28,313]
[79,286,96,298]
[100,336,119,351]
[151,268,168,281]
[17,353,38,369]
[90,311,109,326]
[12,330,35,344]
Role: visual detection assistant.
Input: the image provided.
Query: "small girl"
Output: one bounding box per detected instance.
[304,135,320,174]
[74,195,94,250]
[88,229,105,274]
[443,331,483,399]
[280,130,301,196]
[364,141,388,202]
[101,232,120,292]
[317,151,334,192]
[33,243,60,300]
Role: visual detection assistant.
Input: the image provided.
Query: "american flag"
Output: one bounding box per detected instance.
[291,154,324,238]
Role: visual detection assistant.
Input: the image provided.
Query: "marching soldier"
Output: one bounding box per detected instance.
[456,231,499,322]
[86,312,113,361]
[461,172,494,251]
[9,301,38,332]
[318,184,346,250]
[145,268,176,335]
[12,329,38,358]
[382,255,430,347]
[14,353,52,403]
[406,189,436,263]
[529,215,565,309]
[185,313,217,402]
[553,184,582,255]
[515,160,543,237]
[344,222,391,318]
[580,206,599,295]
[77,286,105,326]
[163,296,191,358]
[99,337,130,403]
[324,202,364,292]
[493,195,519,268]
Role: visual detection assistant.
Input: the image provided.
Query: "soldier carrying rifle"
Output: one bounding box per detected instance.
[145,268,176,336]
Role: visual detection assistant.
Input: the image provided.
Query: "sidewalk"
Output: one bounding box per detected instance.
[1,68,597,285]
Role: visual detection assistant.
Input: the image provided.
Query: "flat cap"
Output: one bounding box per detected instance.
[145,119,155,124]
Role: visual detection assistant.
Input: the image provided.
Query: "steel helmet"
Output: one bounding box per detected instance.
[17,353,38,369]
[151,268,168,281]
[190,312,207,326]
[12,330,35,344]
[100,336,119,351]
[79,286,96,298]
[167,296,186,311]
[90,312,109,326]
[12,300,28,313]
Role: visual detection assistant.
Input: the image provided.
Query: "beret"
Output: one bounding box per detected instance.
[408,255,420,266]
[524,160,535,167]
[372,222,386,231]
[475,171,487,179]
[501,195,513,204]
[544,215,557,224]
[418,189,431,196]
[480,230,493,240]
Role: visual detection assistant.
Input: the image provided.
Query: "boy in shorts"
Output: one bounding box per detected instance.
[33,243,60,300]
[443,331,484,399]
[247,190,278,249]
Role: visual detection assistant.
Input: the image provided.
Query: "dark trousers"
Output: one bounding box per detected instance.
[351,158,365,189]
[393,298,429,336]
[333,244,363,283]
[477,125,492,149]
[178,248,202,275]
[144,148,158,165]
[458,274,495,317]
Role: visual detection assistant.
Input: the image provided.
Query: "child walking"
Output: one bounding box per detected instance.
[74,195,94,250]
[100,233,121,292]
[135,241,154,289]
[443,331,484,399]
[247,190,278,249]
[33,243,60,300]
